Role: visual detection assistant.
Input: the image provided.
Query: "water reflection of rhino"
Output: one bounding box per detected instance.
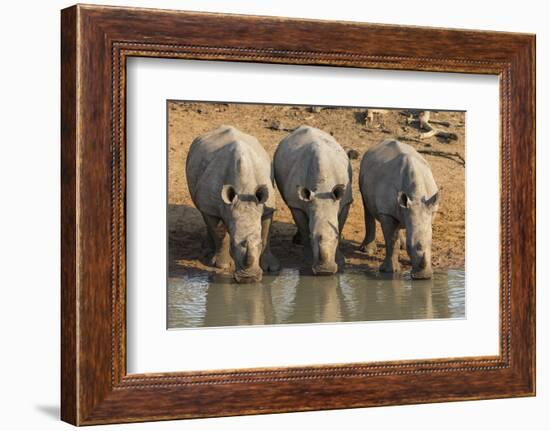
[198,270,452,328]
[339,273,450,321]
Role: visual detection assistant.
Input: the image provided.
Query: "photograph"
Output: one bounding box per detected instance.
[167,101,466,328]
[52,2,536,426]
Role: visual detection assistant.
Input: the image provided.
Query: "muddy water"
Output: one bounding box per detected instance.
[167,268,465,329]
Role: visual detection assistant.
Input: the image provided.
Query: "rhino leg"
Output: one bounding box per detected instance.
[379,214,401,273]
[202,213,234,270]
[290,208,312,265]
[399,229,406,250]
[260,213,281,272]
[201,218,215,254]
[336,203,351,270]
[359,200,377,255]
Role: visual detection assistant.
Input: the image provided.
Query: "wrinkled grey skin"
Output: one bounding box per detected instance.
[274,126,352,275]
[359,139,440,279]
[186,125,280,283]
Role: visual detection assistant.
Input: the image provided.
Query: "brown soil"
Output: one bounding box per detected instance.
[168,101,465,276]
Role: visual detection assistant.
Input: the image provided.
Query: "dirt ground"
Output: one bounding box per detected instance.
[167,101,465,277]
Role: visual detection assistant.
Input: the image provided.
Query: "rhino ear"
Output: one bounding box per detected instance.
[297,185,314,202]
[424,190,441,209]
[332,184,346,201]
[398,191,411,209]
[255,184,269,204]
[221,184,237,204]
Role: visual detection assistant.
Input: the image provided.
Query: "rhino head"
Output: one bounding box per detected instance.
[221,184,269,283]
[397,190,440,280]
[297,183,346,275]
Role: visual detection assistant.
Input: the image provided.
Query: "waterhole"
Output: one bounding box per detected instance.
[167,268,465,329]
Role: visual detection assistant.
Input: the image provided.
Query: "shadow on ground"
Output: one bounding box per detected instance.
[34,404,59,420]
[167,203,414,277]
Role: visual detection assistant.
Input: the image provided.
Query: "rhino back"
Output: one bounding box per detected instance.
[274,126,352,210]
[186,125,275,216]
[361,140,438,218]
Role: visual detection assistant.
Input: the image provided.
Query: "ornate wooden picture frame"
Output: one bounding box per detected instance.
[61,4,535,425]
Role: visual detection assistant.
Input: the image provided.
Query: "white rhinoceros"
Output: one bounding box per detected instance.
[359,139,440,279]
[274,126,352,275]
[186,125,280,283]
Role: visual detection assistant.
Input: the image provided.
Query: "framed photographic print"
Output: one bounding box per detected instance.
[61,4,535,425]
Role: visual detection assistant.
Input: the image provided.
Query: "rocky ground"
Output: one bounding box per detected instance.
[167,101,465,277]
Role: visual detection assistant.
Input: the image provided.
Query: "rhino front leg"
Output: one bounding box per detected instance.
[202,213,234,270]
[359,200,377,255]
[201,217,215,254]
[290,208,312,265]
[292,230,303,245]
[336,203,351,270]
[399,229,406,250]
[260,212,281,272]
[379,214,401,273]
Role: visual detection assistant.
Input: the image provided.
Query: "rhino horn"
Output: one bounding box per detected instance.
[419,253,427,270]
[318,235,330,264]
[244,240,256,269]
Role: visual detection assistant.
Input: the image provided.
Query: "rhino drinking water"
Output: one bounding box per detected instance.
[359,139,440,279]
[186,125,280,283]
[274,126,352,275]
